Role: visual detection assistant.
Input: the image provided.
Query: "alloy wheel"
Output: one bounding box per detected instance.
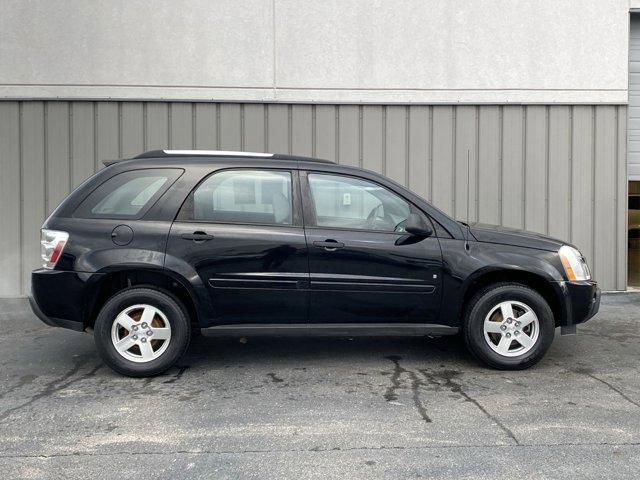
[483,300,539,357]
[110,304,172,363]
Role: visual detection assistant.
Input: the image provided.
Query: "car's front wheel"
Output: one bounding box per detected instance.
[463,283,555,370]
[94,287,191,377]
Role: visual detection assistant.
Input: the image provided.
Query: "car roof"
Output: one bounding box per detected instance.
[103,150,336,167]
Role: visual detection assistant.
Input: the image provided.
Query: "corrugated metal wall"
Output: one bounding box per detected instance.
[0,101,628,296]
[629,15,640,181]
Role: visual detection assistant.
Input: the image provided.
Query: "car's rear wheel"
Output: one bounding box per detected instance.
[94,287,191,377]
[463,283,555,370]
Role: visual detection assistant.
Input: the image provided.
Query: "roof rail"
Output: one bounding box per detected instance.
[135,149,274,159]
[102,159,122,167]
[102,149,336,166]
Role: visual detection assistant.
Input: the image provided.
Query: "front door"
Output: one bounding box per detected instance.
[165,168,309,325]
[301,171,443,324]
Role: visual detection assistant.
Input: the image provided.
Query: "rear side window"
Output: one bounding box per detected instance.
[184,169,293,226]
[74,168,182,219]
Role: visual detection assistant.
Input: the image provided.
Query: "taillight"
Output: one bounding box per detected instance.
[41,229,69,269]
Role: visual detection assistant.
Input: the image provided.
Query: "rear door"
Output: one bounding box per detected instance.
[165,168,309,325]
[301,171,443,324]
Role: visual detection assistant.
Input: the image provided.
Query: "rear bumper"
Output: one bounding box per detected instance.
[30,269,103,331]
[28,295,85,331]
[558,280,600,326]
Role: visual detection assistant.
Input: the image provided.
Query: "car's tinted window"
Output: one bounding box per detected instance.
[308,173,410,232]
[191,170,292,225]
[74,168,182,219]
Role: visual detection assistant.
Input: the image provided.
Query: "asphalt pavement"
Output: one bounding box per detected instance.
[0,293,639,479]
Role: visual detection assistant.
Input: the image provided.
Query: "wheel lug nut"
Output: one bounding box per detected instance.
[147,330,153,336]
[515,331,520,335]
[133,326,138,331]
[141,337,147,343]
[500,325,507,331]
[132,334,138,340]
[515,321,521,327]
[141,323,147,328]
[506,333,511,338]
[507,319,512,324]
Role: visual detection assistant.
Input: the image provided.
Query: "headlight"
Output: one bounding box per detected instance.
[558,245,591,281]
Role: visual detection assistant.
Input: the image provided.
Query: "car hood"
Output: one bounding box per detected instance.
[467,223,565,252]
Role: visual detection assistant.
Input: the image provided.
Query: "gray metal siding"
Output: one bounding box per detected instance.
[629,16,640,180]
[0,101,627,296]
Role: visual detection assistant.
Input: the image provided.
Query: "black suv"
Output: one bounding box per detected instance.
[30,150,600,376]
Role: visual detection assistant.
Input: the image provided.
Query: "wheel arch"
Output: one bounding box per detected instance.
[84,266,203,329]
[457,267,567,327]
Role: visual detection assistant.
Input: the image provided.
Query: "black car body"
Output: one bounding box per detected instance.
[30,150,600,376]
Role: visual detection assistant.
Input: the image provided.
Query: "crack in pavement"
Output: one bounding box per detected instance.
[383,355,431,422]
[0,374,37,401]
[383,356,519,445]
[419,369,520,446]
[162,365,189,384]
[0,360,102,422]
[1,441,639,459]
[587,374,640,408]
[572,367,640,409]
[267,372,284,383]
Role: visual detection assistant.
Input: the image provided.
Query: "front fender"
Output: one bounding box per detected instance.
[440,240,567,326]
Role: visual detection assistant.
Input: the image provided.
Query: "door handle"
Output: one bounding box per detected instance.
[313,239,344,251]
[181,231,214,242]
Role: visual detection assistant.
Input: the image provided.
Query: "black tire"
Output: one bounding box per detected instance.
[463,283,555,370]
[94,287,191,377]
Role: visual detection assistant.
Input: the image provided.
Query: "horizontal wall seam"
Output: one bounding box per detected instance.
[0,83,629,92]
[0,97,629,107]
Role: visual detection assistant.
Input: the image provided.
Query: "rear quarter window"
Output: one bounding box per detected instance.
[74,168,182,219]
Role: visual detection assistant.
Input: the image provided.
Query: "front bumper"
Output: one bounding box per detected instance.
[560,280,601,326]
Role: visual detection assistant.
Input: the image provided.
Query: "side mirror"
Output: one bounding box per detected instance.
[405,213,433,237]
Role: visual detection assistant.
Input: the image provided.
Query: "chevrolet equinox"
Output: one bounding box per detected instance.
[29,150,600,376]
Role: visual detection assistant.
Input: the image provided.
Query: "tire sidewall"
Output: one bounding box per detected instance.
[94,288,190,377]
[465,285,555,369]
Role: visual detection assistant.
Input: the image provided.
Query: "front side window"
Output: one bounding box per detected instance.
[190,170,293,225]
[307,173,410,232]
[75,168,181,219]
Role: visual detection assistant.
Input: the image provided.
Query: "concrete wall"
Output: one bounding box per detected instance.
[0,0,630,104]
[0,101,628,296]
